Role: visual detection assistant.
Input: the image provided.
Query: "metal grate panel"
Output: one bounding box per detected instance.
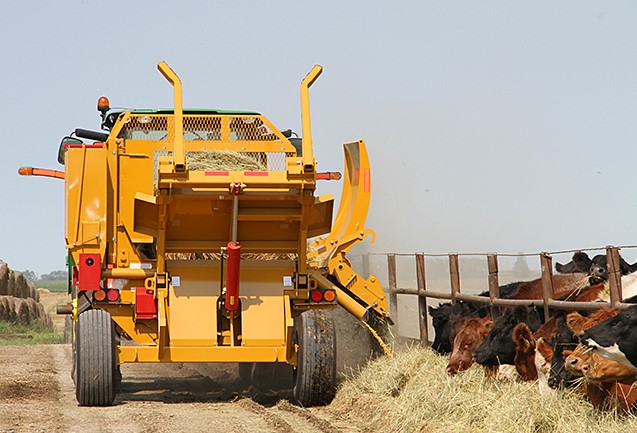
[120,116,170,141]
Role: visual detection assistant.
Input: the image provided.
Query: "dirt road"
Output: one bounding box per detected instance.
[0,344,363,433]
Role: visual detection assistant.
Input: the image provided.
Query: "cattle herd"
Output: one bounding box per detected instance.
[429,251,637,412]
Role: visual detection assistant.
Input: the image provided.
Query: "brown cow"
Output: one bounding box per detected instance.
[562,307,637,412]
[566,308,619,335]
[511,315,561,383]
[446,316,493,376]
[583,381,637,412]
[513,323,537,381]
[511,274,589,299]
[564,346,637,385]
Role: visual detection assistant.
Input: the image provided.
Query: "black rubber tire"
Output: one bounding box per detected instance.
[292,310,337,406]
[75,309,117,406]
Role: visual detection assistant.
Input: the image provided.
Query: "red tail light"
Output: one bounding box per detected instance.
[311,290,323,302]
[106,289,120,302]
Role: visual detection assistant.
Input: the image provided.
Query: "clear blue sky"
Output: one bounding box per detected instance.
[2,1,637,274]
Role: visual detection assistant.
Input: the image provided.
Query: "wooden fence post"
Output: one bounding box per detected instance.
[487,254,501,320]
[540,253,554,322]
[388,254,398,322]
[607,246,623,308]
[416,253,428,347]
[449,254,460,304]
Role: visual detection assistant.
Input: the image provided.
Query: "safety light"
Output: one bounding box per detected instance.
[311,290,323,303]
[323,289,336,302]
[93,290,107,302]
[18,167,33,176]
[106,289,120,302]
[97,96,110,114]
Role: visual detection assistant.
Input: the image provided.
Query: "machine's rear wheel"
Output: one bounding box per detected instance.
[292,310,336,406]
[75,309,117,406]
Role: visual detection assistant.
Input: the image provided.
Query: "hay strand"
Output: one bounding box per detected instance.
[332,345,637,433]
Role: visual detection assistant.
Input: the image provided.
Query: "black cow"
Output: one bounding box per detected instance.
[555,251,637,281]
[555,251,593,274]
[428,281,524,355]
[429,302,474,355]
[547,312,579,389]
[474,305,544,367]
[581,305,637,371]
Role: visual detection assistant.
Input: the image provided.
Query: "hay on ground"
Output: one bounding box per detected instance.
[331,345,637,433]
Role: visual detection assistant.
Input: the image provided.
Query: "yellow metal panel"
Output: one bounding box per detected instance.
[307,194,334,238]
[65,146,107,260]
[165,260,292,349]
[167,261,219,346]
[117,345,288,363]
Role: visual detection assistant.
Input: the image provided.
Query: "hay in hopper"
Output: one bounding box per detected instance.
[185,150,266,172]
[166,151,295,261]
[331,345,637,433]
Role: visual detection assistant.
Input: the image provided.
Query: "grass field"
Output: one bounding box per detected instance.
[36,279,68,293]
[0,321,63,346]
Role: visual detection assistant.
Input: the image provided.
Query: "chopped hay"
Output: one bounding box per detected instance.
[165,252,297,261]
[331,345,637,433]
[185,150,266,172]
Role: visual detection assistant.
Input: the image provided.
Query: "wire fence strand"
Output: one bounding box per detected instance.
[368,245,637,258]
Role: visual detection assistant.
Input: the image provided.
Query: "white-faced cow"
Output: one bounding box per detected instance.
[581,305,637,371]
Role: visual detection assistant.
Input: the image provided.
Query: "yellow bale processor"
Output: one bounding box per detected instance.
[20,62,389,406]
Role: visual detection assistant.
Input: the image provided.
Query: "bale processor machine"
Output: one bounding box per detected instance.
[19,62,390,406]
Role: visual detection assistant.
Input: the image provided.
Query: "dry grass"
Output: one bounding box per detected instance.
[185,150,266,171]
[331,345,637,433]
[165,252,297,261]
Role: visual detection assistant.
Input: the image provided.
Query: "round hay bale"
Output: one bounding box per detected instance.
[7,297,17,322]
[7,271,15,297]
[17,300,30,324]
[36,303,47,324]
[35,302,48,319]
[0,297,10,322]
[26,298,38,320]
[0,263,8,295]
[16,273,29,299]
[0,299,6,322]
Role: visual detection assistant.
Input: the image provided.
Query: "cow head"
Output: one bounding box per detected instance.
[565,344,637,384]
[547,314,579,389]
[429,303,471,355]
[446,316,493,376]
[555,251,591,274]
[474,306,543,367]
[512,322,537,381]
[581,305,637,370]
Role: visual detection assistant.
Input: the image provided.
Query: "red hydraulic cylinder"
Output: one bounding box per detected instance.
[225,242,241,311]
